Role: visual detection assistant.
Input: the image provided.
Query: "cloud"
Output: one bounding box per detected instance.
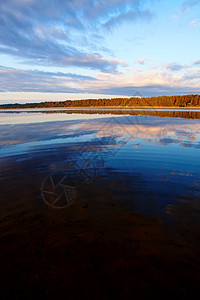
[190,18,200,26]
[96,85,200,97]
[0,0,152,71]
[103,9,153,30]
[135,58,148,65]
[84,0,150,21]
[79,65,200,96]
[182,0,200,12]
[193,60,200,65]
[0,25,125,72]
[183,72,200,80]
[164,63,186,72]
[0,66,96,93]
[1,62,200,97]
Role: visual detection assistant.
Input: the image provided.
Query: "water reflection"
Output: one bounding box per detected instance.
[0,110,200,218]
[1,109,200,298]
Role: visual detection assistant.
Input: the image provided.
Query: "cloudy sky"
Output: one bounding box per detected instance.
[0,0,200,103]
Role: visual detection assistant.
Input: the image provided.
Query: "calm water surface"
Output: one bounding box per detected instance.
[0,109,200,298]
[1,109,200,216]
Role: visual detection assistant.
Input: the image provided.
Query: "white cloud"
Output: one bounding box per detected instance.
[1,61,200,100]
[190,18,200,26]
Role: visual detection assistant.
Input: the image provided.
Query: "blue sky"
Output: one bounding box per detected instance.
[0,0,200,103]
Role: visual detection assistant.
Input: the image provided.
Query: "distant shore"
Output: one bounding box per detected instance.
[1,94,200,109]
[2,106,200,110]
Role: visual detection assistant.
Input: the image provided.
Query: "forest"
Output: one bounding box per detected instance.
[1,94,200,109]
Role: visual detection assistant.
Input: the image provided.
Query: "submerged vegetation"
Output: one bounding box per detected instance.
[1,94,200,109]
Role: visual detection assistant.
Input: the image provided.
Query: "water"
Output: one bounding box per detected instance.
[0,109,200,298]
[1,110,200,215]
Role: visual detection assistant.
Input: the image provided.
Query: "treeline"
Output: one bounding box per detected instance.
[1,94,200,109]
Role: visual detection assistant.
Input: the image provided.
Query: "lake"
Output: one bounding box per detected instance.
[0,109,200,298]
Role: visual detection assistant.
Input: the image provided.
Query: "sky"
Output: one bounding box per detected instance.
[0,0,200,104]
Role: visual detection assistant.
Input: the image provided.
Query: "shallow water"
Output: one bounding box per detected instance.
[0,109,200,298]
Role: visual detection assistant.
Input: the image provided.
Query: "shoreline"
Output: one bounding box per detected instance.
[2,106,200,111]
